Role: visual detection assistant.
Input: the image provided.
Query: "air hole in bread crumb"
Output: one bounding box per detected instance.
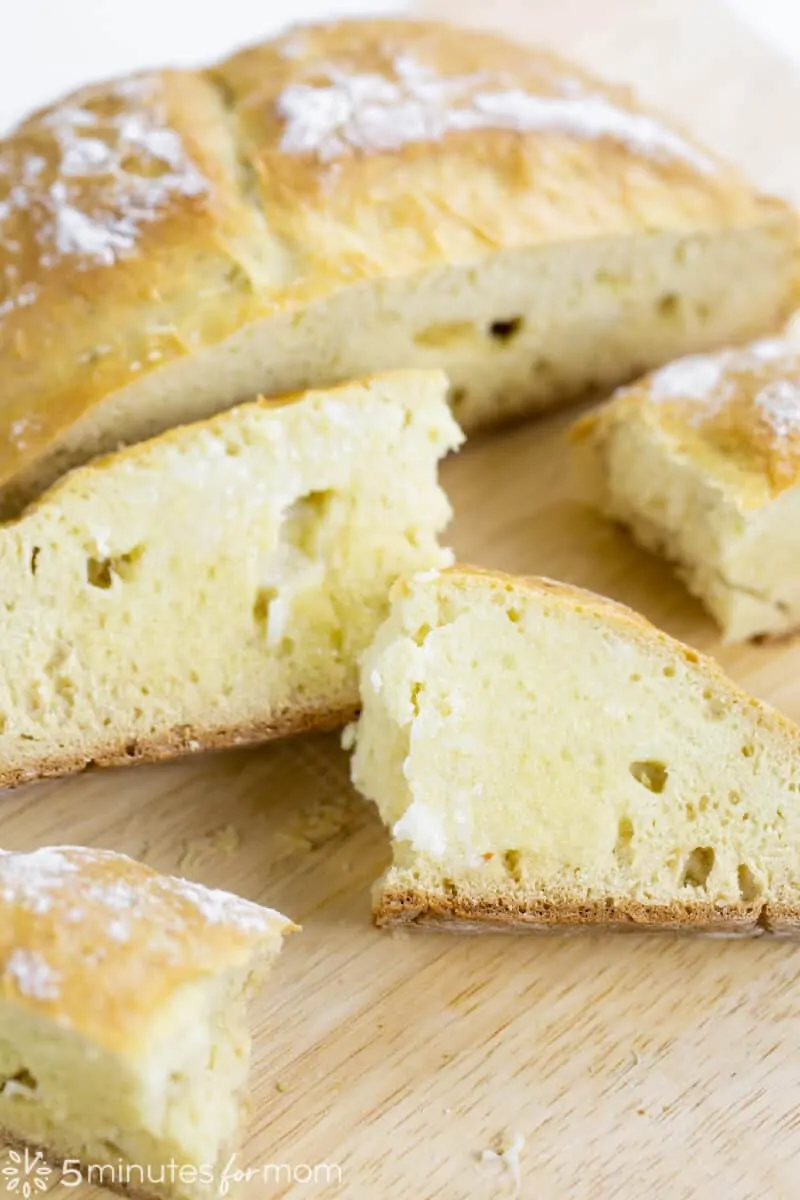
[506,608,522,625]
[741,744,755,758]
[87,558,113,589]
[253,587,277,623]
[614,817,635,866]
[503,849,523,883]
[681,846,715,888]
[283,490,334,557]
[737,864,761,903]
[87,547,143,589]
[0,1068,38,1097]
[657,293,680,319]
[410,682,423,716]
[662,665,676,678]
[489,316,524,343]
[29,547,40,575]
[413,321,476,349]
[412,624,431,647]
[629,761,668,794]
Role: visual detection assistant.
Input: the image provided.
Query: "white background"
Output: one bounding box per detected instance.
[0,0,798,132]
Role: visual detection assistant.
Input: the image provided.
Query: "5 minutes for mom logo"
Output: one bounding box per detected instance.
[1,1150,52,1197]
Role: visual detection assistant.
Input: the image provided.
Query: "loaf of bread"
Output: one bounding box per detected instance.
[0,18,794,513]
[351,566,800,932]
[0,845,294,1199]
[0,369,460,789]
[573,336,800,641]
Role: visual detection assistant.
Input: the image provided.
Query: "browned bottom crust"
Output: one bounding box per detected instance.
[0,698,358,791]
[376,886,800,936]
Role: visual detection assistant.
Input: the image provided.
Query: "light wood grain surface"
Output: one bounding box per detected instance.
[5,3,800,1200]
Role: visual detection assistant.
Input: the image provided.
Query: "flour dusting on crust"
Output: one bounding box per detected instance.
[629,340,800,435]
[755,379,800,437]
[0,846,286,1013]
[277,53,713,171]
[649,355,725,403]
[5,948,61,1001]
[0,74,207,323]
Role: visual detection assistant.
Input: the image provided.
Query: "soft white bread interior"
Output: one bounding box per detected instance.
[351,566,800,933]
[0,845,295,1200]
[0,19,795,512]
[0,369,460,789]
[573,336,800,641]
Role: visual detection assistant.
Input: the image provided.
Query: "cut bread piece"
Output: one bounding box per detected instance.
[0,369,460,789]
[351,566,800,933]
[0,19,795,513]
[573,336,800,641]
[0,845,295,1200]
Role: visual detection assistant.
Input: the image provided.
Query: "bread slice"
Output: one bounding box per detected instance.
[573,336,800,641]
[0,845,295,1200]
[0,19,794,513]
[350,566,800,933]
[0,369,460,789]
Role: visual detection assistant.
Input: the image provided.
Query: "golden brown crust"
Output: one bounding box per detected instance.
[0,19,792,499]
[0,698,357,790]
[573,336,800,501]
[375,885,777,935]
[0,845,295,1053]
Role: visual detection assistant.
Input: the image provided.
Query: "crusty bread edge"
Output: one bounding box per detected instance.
[0,699,358,791]
[374,885,800,936]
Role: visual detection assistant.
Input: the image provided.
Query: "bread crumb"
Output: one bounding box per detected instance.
[284,794,369,851]
[480,1131,525,1195]
[178,824,241,871]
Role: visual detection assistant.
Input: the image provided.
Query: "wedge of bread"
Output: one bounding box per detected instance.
[351,566,800,933]
[0,845,295,1200]
[0,19,794,513]
[0,369,460,789]
[573,336,800,642]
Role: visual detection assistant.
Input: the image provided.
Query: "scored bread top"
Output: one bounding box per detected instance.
[574,336,800,503]
[0,18,791,499]
[0,846,295,1053]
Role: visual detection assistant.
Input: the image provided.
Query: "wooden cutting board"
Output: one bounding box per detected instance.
[5,3,800,1199]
